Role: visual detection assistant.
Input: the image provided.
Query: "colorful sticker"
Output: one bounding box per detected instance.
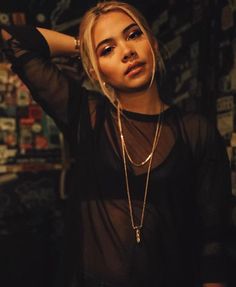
[0,118,16,132]
[17,89,31,107]
[35,135,48,150]
[32,123,43,133]
[29,105,43,120]
[19,126,33,153]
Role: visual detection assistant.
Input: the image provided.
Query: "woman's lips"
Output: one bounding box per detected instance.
[126,65,144,77]
[125,62,145,76]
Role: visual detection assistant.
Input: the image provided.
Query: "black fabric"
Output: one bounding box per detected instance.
[0,26,232,287]
[1,25,50,58]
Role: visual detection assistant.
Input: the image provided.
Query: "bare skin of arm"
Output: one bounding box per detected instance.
[1,27,79,57]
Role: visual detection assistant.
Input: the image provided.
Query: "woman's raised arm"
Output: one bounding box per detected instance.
[36,28,79,57]
[1,27,79,57]
[0,26,85,133]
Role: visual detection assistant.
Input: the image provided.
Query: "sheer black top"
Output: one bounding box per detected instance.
[1,26,231,287]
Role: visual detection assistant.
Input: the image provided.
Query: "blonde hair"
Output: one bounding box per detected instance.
[79,1,165,105]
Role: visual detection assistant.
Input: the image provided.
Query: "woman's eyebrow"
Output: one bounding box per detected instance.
[122,22,138,34]
[95,22,138,52]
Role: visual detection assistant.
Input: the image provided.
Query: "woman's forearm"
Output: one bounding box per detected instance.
[36,28,78,57]
[1,27,78,57]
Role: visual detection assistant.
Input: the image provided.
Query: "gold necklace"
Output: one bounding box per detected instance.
[118,106,163,167]
[117,102,163,243]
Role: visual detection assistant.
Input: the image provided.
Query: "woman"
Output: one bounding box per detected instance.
[1,1,231,287]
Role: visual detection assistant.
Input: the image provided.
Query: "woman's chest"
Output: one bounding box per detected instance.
[94,123,195,203]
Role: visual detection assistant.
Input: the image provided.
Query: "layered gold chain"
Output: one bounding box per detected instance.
[117,102,164,243]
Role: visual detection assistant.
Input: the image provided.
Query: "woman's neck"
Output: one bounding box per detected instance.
[117,82,164,115]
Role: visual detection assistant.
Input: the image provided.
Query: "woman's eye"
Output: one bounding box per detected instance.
[100,46,113,56]
[128,29,143,40]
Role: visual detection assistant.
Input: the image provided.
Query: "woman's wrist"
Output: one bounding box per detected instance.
[73,36,80,59]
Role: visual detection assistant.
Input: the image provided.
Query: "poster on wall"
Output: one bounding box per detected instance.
[0,63,62,170]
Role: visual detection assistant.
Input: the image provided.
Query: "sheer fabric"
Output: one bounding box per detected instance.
[1,26,231,287]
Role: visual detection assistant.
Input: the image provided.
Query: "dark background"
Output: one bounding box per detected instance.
[0,0,236,286]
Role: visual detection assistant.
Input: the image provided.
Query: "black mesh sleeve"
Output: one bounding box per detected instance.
[1,25,50,58]
[0,25,86,133]
[186,114,231,283]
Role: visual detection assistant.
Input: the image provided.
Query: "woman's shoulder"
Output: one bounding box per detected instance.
[169,105,222,152]
[171,105,215,132]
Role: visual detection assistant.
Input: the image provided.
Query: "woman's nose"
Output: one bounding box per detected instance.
[121,45,137,63]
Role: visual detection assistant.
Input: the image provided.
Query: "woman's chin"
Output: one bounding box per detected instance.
[122,78,154,93]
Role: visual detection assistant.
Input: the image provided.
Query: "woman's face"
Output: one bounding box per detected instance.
[92,11,156,94]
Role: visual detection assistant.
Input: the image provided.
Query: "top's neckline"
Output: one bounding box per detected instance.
[120,104,175,122]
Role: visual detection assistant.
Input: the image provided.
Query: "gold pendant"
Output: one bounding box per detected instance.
[135,228,141,243]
